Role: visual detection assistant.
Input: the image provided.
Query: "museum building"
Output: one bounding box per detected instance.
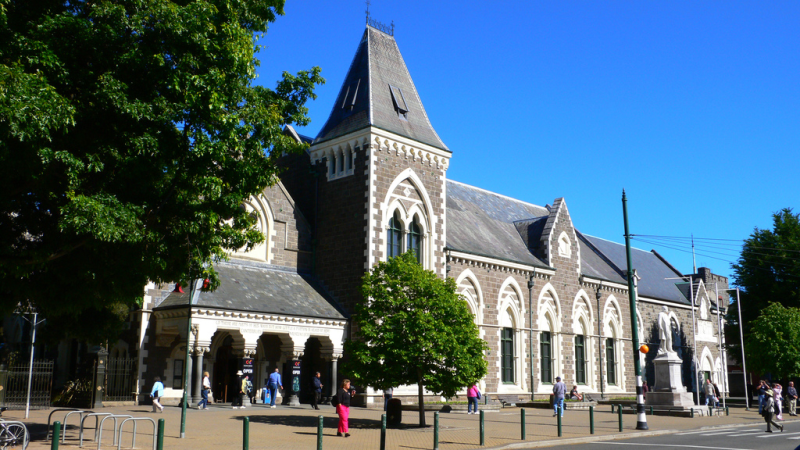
[135,23,731,407]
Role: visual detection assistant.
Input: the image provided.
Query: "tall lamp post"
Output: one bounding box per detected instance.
[179,279,199,438]
[724,287,749,410]
[528,274,535,400]
[18,306,45,419]
[621,190,648,430]
[596,285,605,400]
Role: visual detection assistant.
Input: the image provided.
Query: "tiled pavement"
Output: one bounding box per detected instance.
[14,403,776,450]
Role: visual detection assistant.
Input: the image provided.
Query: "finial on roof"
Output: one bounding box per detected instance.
[365,0,370,23]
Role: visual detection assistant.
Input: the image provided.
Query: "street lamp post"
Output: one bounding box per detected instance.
[528,274,535,401]
[724,287,749,410]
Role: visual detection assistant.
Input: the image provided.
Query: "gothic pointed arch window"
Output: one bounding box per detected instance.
[387,211,402,259]
[407,217,422,264]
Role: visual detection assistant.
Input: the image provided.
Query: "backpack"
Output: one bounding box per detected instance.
[245,380,253,394]
[331,394,339,407]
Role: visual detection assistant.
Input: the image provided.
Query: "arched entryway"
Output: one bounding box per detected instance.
[300,338,327,403]
[212,336,239,403]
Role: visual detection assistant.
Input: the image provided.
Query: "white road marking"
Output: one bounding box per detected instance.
[726,432,764,437]
[596,443,751,450]
[699,431,755,436]
[756,431,800,438]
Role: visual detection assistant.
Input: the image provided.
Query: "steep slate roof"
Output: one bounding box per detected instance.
[314,26,448,151]
[446,180,550,268]
[581,234,689,304]
[156,261,346,319]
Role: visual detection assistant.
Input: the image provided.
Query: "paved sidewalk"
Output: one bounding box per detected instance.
[14,403,776,450]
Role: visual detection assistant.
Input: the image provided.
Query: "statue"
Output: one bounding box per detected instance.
[657,306,675,356]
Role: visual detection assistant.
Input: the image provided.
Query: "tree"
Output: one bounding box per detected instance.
[0,0,323,343]
[344,251,488,427]
[744,303,800,380]
[726,208,800,361]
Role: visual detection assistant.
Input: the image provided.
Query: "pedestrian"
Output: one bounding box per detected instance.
[712,382,721,407]
[787,382,798,416]
[642,380,649,397]
[762,388,783,433]
[197,371,211,410]
[383,387,393,411]
[773,383,783,420]
[758,380,768,414]
[267,368,283,408]
[232,370,244,409]
[245,376,255,405]
[570,385,582,401]
[150,376,164,413]
[239,375,249,409]
[311,372,323,410]
[466,383,480,415]
[703,379,716,407]
[553,376,566,417]
[335,379,356,437]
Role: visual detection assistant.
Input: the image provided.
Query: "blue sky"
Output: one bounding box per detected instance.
[256,1,799,283]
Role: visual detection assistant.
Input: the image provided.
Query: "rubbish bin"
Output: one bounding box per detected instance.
[387,398,402,428]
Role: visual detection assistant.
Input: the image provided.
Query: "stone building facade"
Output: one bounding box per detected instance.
[135,24,731,406]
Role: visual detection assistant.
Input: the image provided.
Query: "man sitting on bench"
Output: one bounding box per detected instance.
[570,386,583,401]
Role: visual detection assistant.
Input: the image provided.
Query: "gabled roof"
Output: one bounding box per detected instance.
[156,261,347,320]
[314,26,448,151]
[581,234,689,304]
[445,180,550,268]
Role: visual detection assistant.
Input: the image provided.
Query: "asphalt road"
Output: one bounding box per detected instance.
[541,420,800,450]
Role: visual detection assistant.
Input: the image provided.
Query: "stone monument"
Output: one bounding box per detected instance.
[645,306,695,409]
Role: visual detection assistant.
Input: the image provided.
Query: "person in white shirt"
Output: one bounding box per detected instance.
[198,371,211,410]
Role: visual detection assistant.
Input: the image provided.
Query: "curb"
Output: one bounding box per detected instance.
[486,418,800,449]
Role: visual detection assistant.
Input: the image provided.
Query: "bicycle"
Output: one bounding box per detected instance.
[0,407,29,449]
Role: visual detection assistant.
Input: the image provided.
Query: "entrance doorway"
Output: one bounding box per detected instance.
[213,336,239,403]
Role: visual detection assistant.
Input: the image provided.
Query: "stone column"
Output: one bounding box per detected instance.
[185,350,193,407]
[192,348,205,405]
[330,357,339,399]
[242,348,257,407]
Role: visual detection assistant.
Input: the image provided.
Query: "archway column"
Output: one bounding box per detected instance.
[281,333,310,406]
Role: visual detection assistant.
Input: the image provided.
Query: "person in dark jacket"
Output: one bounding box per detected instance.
[787,382,798,416]
[383,387,393,411]
[758,380,768,414]
[311,372,323,410]
[762,388,784,433]
[336,379,356,437]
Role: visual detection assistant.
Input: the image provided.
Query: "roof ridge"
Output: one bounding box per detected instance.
[447,179,547,214]
[581,232,656,255]
[576,230,627,280]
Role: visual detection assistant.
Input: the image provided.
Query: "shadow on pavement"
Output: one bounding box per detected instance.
[234,414,384,430]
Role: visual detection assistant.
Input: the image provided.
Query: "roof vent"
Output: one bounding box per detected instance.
[341,79,360,110]
[389,84,408,119]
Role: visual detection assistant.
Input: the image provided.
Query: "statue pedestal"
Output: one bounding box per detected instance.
[646,353,695,409]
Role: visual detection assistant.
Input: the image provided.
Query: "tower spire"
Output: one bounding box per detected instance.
[365,0,370,23]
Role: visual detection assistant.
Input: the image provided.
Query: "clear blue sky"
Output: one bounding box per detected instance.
[256,1,799,283]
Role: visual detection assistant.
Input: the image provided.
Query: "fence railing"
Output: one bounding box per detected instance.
[0,361,54,410]
[105,357,137,402]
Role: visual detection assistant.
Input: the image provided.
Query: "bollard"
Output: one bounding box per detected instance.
[480,410,485,446]
[691,408,694,418]
[243,416,249,450]
[610,404,615,413]
[725,406,729,416]
[52,421,61,450]
[650,406,653,415]
[521,408,526,440]
[381,414,387,450]
[589,406,594,435]
[434,411,439,450]
[557,405,562,437]
[618,405,623,432]
[157,419,165,450]
[317,415,323,450]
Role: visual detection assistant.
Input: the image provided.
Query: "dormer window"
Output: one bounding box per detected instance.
[341,79,360,110]
[389,85,408,119]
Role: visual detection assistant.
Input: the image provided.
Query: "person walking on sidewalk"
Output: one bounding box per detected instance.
[758,380,768,414]
[150,377,164,413]
[467,383,480,415]
[232,370,245,409]
[762,388,784,433]
[553,376,566,417]
[336,379,356,437]
[311,372,323,410]
[703,379,716,407]
[787,382,798,416]
[383,387,393,412]
[267,368,283,408]
[198,371,211,410]
[774,383,784,420]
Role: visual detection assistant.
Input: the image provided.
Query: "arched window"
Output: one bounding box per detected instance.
[540,331,552,383]
[346,150,353,171]
[575,334,586,385]
[407,218,421,263]
[387,212,402,259]
[337,151,344,173]
[606,338,616,385]
[501,327,515,383]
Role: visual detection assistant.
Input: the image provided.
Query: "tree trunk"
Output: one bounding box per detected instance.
[418,369,426,427]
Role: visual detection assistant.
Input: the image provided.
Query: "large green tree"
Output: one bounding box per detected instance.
[726,208,800,361]
[0,0,323,343]
[744,302,800,380]
[344,251,488,427]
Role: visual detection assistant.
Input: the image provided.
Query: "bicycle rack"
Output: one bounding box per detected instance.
[47,409,84,441]
[116,417,157,450]
[96,415,133,450]
[0,420,30,450]
[63,410,95,444]
[79,413,113,448]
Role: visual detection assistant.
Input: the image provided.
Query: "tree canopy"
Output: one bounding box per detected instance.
[0,0,323,343]
[344,251,488,427]
[726,208,800,360]
[744,302,800,380]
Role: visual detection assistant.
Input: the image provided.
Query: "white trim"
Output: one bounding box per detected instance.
[449,251,554,275]
[638,296,693,310]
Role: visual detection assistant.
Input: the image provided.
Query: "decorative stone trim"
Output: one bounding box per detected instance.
[154,308,347,327]
[448,251,554,278]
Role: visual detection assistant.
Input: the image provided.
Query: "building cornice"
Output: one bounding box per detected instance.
[448,250,555,277]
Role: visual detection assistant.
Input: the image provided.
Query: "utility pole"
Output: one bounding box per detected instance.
[725,288,749,410]
[596,285,604,400]
[180,279,198,438]
[621,190,647,430]
[20,309,45,419]
[527,273,535,400]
